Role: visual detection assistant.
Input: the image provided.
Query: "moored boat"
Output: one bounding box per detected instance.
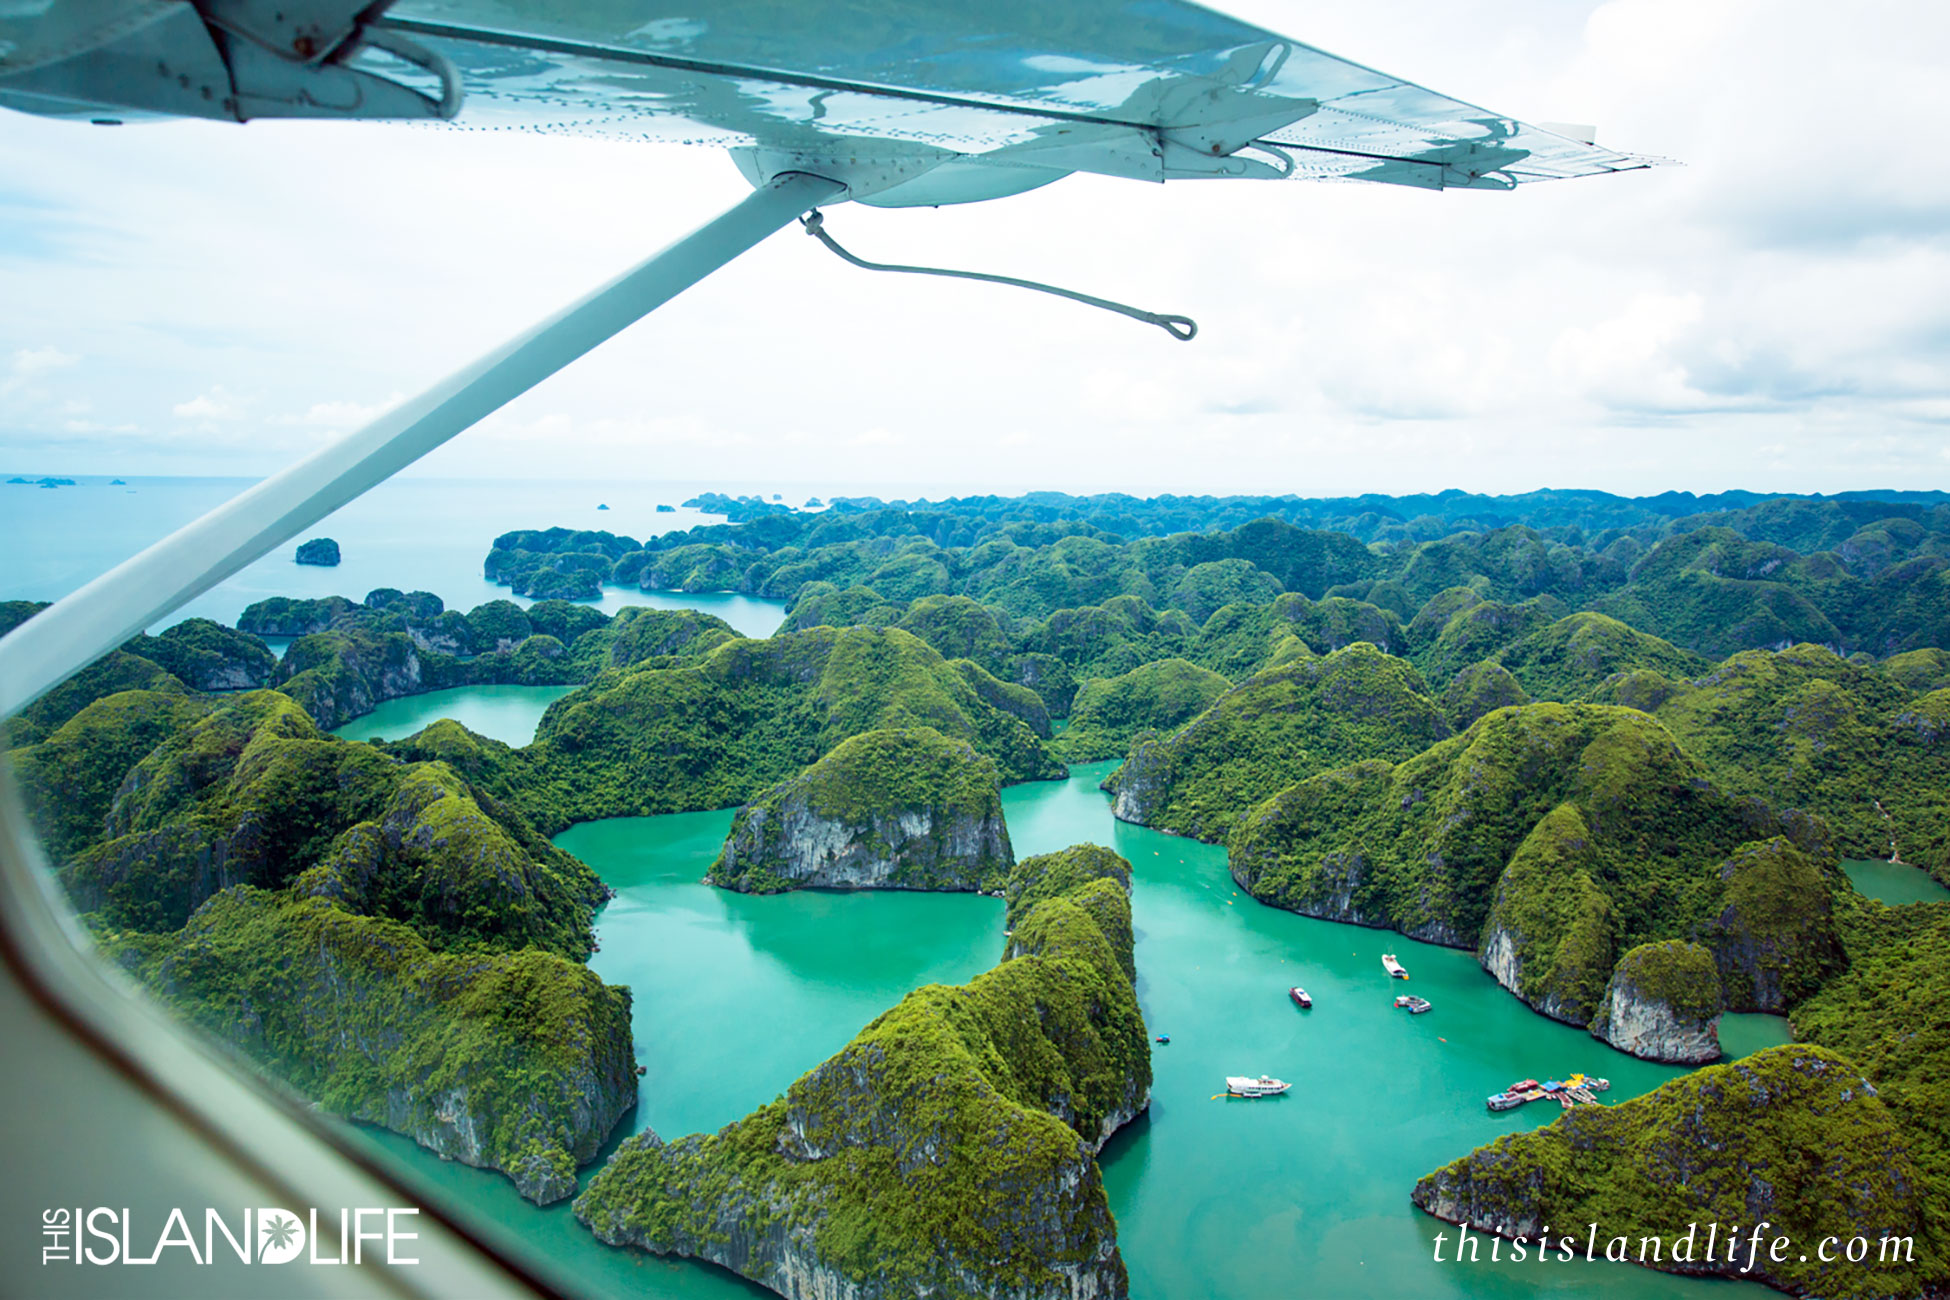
[1288,986,1312,1008]
[1381,954,1408,979]
[1225,1075,1291,1098]
[1486,1092,1525,1111]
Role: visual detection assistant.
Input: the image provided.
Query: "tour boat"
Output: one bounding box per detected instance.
[1381,954,1409,979]
[1394,994,1432,1014]
[1226,1075,1291,1098]
[1486,1092,1525,1111]
[1288,987,1312,1008]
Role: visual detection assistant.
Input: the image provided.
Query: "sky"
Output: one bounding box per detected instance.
[1,0,1946,499]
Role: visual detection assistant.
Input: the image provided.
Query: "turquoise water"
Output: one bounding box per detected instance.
[346,761,1773,1300]
[0,475,787,637]
[1718,1012,1795,1061]
[346,807,1002,1300]
[329,684,573,746]
[1845,857,1950,905]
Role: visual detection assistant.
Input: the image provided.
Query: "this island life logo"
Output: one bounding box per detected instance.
[257,1210,306,1264]
[40,1205,420,1266]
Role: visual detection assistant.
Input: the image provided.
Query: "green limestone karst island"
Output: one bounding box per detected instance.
[573,844,1149,1299]
[1054,657,1230,763]
[10,685,633,1205]
[1103,642,1451,843]
[1226,701,1844,1049]
[1586,940,1724,1065]
[1413,1045,1937,1298]
[518,623,1065,827]
[710,726,1014,894]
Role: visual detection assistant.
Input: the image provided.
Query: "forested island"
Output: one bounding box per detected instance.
[4,483,1948,1297]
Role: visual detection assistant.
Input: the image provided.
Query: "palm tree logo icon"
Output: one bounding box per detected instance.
[257,1209,307,1264]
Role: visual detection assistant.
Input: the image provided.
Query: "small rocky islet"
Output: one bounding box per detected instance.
[295,535,341,566]
[7,486,1950,1298]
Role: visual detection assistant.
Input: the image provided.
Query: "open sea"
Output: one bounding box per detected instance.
[0,474,794,637]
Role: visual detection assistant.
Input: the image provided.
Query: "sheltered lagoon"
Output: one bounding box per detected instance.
[348,750,1779,1300]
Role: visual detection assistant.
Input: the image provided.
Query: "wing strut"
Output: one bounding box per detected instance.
[0,170,843,718]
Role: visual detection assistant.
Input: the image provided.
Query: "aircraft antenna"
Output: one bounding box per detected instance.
[800,210,1197,341]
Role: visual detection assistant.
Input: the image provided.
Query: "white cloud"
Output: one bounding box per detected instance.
[8,345,77,379]
[0,344,78,397]
[171,386,248,421]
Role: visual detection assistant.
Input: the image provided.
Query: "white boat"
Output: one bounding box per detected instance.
[1382,954,1409,979]
[1226,1075,1292,1098]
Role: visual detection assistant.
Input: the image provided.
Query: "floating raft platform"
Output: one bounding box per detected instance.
[1486,1073,1610,1112]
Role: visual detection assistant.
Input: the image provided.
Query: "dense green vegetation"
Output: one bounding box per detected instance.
[710,727,1013,894]
[1441,660,1529,731]
[234,591,741,730]
[112,890,633,1204]
[573,845,1148,1297]
[1793,895,1950,1243]
[8,686,633,1203]
[131,617,280,692]
[1600,939,1724,1024]
[488,490,1950,669]
[1490,612,1706,701]
[1228,703,1845,1024]
[517,625,1064,828]
[1056,658,1231,762]
[1104,643,1451,843]
[1413,1045,1942,1298]
[11,688,210,858]
[1595,643,1950,876]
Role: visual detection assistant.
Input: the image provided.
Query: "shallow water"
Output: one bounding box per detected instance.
[1844,857,1950,905]
[328,684,573,746]
[345,760,1776,1299]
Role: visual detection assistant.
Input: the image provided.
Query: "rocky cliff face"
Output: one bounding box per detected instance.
[711,727,1014,894]
[1473,807,1617,1025]
[237,596,359,636]
[277,624,432,730]
[1709,837,1845,1011]
[1104,732,1169,825]
[132,618,279,692]
[1588,941,1724,1064]
[574,845,1150,1298]
[1225,705,1844,1034]
[1414,1046,1938,1298]
[24,690,631,1206]
[120,890,636,1205]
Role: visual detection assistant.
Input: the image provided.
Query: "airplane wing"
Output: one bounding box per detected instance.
[0,1,1654,205]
